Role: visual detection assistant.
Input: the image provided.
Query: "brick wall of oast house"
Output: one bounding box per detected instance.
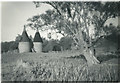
[95,38,118,56]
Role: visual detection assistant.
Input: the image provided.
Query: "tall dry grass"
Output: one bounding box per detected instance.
[1,51,119,81]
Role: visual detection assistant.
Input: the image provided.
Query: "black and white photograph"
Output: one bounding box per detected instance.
[1,1,120,82]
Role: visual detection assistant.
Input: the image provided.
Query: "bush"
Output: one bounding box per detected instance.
[42,36,74,52]
[59,36,73,50]
[42,39,61,52]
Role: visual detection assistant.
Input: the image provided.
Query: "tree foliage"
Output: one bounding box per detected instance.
[31,2,119,48]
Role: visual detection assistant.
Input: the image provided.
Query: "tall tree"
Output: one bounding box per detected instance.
[28,2,119,66]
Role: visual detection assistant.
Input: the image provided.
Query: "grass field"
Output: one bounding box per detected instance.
[1,51,119,81]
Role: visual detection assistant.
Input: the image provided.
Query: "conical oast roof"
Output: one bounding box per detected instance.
[20,29,30,42]
[33,31,43,43]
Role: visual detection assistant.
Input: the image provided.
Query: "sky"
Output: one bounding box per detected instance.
[1,2,118,42]
[1,2,58,42]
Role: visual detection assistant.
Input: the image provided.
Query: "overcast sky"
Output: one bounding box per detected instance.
[1,2,54,42]
[1,2,118,42]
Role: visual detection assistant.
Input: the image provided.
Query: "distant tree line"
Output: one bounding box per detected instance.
[1,41,18,53]
[1,36,73,53]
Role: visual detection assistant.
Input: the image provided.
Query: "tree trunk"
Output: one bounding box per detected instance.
[83,46,100,66]
[79,42,100,66]
[78,28,100,66]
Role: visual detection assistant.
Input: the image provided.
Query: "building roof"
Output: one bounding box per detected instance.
[20,30,30,42]
[33,31,43,43]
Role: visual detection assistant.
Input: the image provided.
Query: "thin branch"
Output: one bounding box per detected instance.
[45,2,62,15]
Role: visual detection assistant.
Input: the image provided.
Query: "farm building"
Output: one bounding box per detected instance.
[18,28,31,53]
[33,30,43,53]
